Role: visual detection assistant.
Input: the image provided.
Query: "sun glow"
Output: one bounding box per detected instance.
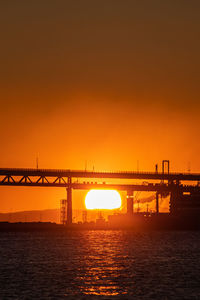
[85,190,121,210]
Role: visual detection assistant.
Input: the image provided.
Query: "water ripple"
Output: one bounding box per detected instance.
[0,230,200,299]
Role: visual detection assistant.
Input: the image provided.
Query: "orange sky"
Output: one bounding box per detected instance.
[0,1,200,212]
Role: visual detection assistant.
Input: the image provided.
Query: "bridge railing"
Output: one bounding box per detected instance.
[0,167,198,175]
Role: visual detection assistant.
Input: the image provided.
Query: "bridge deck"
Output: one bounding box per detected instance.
[0,168,200,181]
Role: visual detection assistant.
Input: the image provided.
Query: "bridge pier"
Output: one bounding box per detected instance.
[127,190,134,215]
[66,177,72,224]
[170,190,182,215]
[156,192,159,214]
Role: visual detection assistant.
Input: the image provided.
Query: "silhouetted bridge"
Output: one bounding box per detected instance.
[1,168,200,223]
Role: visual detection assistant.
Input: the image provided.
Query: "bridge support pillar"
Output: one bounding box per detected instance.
[156,192,159,214]
[127,190,134,215]
[170,190,182,215]
[66,177,72,224]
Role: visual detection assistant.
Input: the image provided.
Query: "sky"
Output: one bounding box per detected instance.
[0,1,200,212]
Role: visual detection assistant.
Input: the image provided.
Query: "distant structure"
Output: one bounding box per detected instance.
[170,192,200,217]
[162,160,170,175]
[60,199,67,225]
[82,210,87,223]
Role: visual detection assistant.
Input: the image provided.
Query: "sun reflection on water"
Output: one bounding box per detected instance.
[76,231,131,296]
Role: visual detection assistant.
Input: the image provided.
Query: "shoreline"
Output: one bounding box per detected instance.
[1,218,200,232]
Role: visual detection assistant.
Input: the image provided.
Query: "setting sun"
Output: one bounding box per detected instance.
[85,190,121,210]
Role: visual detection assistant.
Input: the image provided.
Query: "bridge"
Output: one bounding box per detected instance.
[1,167,200,224]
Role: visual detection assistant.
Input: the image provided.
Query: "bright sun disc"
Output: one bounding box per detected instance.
[85,190,121,210]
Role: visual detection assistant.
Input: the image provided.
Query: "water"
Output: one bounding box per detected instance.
[0,230,200,299]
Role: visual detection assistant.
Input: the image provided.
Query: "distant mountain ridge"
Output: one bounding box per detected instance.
[0,208,120,223]
[0,209,60,223]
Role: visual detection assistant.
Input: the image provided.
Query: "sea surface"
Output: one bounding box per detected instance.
[0,230,200,299]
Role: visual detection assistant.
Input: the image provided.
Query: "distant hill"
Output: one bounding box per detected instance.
[0,208,122,223]
[0,209,60,223]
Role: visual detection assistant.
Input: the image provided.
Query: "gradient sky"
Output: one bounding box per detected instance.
[0,1,200,212]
